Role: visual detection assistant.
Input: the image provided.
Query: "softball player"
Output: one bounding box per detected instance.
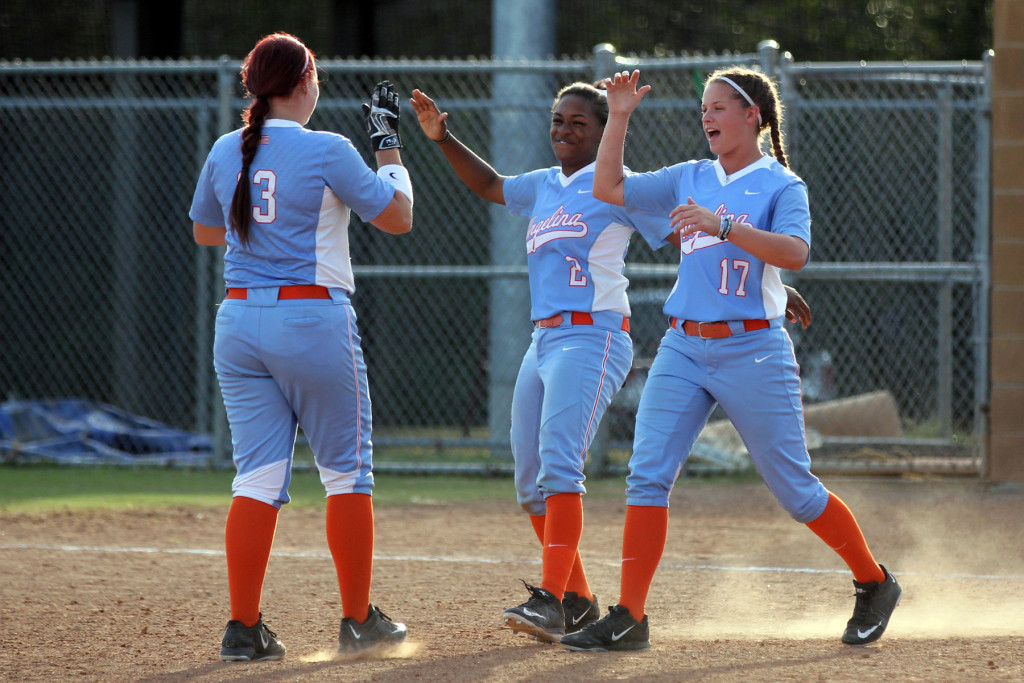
[189,33,413,661]
[561,68,901,652]
[410,84,811,644]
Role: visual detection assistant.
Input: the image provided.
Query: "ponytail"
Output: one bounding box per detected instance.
[228,33,315,247]
[229,97,270,246]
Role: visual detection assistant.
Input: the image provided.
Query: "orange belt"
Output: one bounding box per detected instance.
[535,311,630,333]
[670,317,769,339]
[226,285,332,300]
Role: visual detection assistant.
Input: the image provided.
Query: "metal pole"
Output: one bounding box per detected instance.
[488,0,555,460]
[593,42,617,82]
[938,83,954,436]
[779,51,796,166]
[974,50,994,473]
[586,43,620,476]
[193,105,212,438]
[211,56,235,466]
[758,40,780,83]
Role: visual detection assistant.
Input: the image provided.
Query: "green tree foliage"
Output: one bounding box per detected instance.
[4,0,992,62]
[549,0,992,60]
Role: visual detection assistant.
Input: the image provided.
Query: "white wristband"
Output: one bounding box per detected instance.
[377,164,413,204]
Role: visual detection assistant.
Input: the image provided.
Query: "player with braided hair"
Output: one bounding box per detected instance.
[189,32,412,661]
[411,80,811,644]
[561,67,901,652]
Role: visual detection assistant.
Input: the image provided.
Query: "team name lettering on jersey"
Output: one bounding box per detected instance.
[526,205,590,254]
[679,203,752,255]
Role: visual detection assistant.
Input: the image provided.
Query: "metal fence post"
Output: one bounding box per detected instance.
[593,42,617,82]
[211,56,235,466]
[974,49,995,472]
[938,82,954,437]
[586,42,621,476]
[758,40,780,82]
[488,0,555,460]
[778,50,796,166]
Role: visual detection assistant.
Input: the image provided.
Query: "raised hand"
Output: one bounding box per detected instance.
[409,89,449,142]
[362,80,402,151]
[604,69,651,116]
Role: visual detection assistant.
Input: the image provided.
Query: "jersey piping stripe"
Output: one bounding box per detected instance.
[344,305,364,470]
[578,331,612,466]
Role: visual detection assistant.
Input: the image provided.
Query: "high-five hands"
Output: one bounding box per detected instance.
[363,80,402,151]
[409,89,449,142]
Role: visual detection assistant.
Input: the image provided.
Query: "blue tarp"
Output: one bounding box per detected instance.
[0,399,213,466]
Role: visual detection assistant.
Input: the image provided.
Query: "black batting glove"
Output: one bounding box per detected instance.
[362,80,402,151]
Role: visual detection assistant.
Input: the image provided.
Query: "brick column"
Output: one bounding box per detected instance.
[989,0,1024,481]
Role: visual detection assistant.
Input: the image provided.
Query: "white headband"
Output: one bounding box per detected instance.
[716,76,762,127]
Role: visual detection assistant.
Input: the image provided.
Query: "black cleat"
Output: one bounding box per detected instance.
[219,614,286,662]
[338,604,407,654]
[561,604,650,652]
[563,592,600,634]
[502,580,565,643]
[842,565,902,646]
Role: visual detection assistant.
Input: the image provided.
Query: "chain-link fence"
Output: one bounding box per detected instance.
[0,43,991,475]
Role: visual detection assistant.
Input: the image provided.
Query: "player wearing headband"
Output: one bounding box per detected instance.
[561,67,901,652]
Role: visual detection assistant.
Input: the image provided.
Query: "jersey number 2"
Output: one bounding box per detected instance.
[252,170,277,224]
[566,256,588,287]
[718,258,750,296]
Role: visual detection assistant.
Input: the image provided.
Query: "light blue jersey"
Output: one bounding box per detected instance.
[503,162,673,514]
[189,119,397,508]
[190,119,395,293]
[505,162,672,320]
[622,154,828,522]
[624,156,810,322]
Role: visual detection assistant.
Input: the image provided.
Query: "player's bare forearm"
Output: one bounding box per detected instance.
[593,113,628,206]
[436,133,506,205]
[193,222,226,246]
[594,71,648,206]
[375,149,403,168]
[727,226,808,270]
[410,87,505,204]
[671,200,809,270]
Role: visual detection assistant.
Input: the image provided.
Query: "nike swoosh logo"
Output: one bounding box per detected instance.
[744,189,759,195]
[521,608,542,618]
[611,625,635,641]
[571,612,588,625]
[755,355,773,363]
[389,172,399,180]
[562,346,581,351]
[348,624,362,640]
[578,189,591,194]
[546,543,568,547]
[856,624,880,639]
[259,631,270,648]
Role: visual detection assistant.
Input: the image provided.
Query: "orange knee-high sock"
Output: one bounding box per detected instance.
[530,514,592,600]
[326,493,375,622]
[805,491,885,584]
[225,496,280,626]
[539,493,584,598]
[618,505,668,620]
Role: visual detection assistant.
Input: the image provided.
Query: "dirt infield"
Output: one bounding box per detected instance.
[2,476,1023,681]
